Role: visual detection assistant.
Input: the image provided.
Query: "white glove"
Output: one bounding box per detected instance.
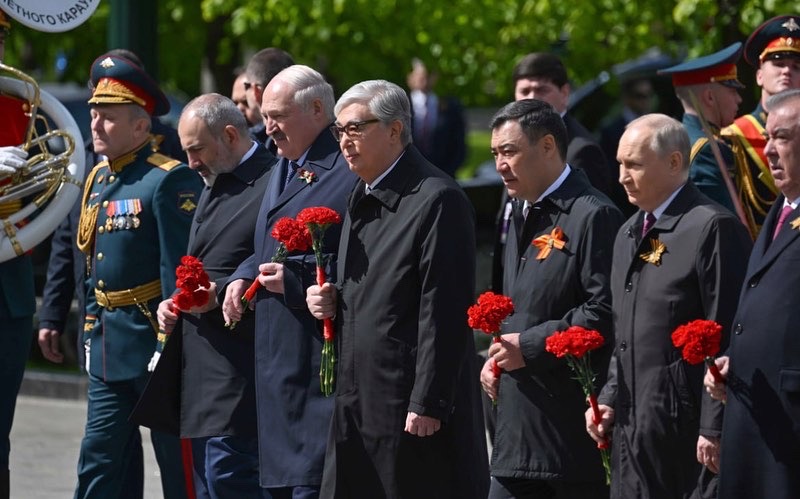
[0,146,28,174]
[147,351,161,372]
[84,340,91,373]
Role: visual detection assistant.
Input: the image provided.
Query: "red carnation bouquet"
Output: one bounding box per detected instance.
[173,255,211,311]
[467,291,514,379]
[671,319,724,383]
[297,206,342,396]
[227,217,311,330]
[545,326,610,485]
[159,256,211,349]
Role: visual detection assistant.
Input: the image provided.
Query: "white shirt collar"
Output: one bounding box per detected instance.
[365,151,405,194]
[648,183,686,220]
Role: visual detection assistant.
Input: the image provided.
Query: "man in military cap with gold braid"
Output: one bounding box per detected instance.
[0,9,37,498]
[721,15,800,235]
[659,43,748,231]
[75,53,201,499]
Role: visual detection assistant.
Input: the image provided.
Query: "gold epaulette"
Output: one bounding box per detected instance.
[690,137,709,164]
[147,152,182,171]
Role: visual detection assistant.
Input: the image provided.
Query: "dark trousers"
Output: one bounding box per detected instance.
[192,435,263,499]
[75,374,187,499]
[489,476,609,499]
[262,485,320,499]
[0,315,32,471]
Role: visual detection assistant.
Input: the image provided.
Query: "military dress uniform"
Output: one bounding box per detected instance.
[658,43,748,227]
[720,15,800,236]
[73,54,201,499]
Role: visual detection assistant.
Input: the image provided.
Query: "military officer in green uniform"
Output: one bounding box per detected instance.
[721,15,800,235]
[74,54,201,499]
[659,43,746,228]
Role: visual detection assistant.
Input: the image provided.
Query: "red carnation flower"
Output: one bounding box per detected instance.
[271,217,312,254]
[297,206,343,396]
[296,206,342,227]
[545,325,610,484]
[468,291,515,335]
[671,319,724,383]
[467,291,514,391]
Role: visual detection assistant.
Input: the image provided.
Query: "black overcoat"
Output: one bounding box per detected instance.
[492,168,623,482]
[321,146,488,499]
[598,183,751,498]
[718,197,800,498]
[132,144,276,437]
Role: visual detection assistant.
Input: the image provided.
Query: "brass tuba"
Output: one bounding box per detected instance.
[0,63,85,262]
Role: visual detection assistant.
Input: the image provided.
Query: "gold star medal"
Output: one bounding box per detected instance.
[639,238,666,266]
[790,216,800,230]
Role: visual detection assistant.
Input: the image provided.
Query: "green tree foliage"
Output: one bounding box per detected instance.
[2,0,798,105]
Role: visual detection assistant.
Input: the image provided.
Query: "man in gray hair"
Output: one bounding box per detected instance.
[133,92,277,497]
[588,113,751,498]
[222,65,357,498]
[306,79,488,498]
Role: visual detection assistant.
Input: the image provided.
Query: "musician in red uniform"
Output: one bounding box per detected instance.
[722,15,800,235]
[0,9,36,498]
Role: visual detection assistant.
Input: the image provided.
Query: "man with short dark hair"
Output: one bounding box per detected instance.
[243,47,294,148]
[232,71,260,127]
[481,98,622,498]
[493,53,612,293]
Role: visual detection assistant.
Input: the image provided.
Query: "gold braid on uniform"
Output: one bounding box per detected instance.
[726,136,777,236]
[76,163,105,256]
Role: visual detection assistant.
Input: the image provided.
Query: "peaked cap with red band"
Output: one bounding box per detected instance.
[744,15,800,67]
[658,42,744,89]
[87,54,169,116]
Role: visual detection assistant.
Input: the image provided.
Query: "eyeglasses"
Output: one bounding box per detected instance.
[330,119,381,141]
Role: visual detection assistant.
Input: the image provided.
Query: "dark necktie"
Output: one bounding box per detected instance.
[642,212,656,238]
[279,160,299,193]
[772,205,794,241]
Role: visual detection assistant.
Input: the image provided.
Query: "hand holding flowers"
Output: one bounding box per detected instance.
[545,325,611,485]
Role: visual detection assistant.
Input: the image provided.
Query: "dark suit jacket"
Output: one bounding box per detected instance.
[491,168,623,482]
[491,114,612,293]
[132,144,276,437]
[227,129,358,487]
[410,93,467,177]
[718,197,800,499]
[598,182,751,498]
[564,113,612,197]
[322,145,488,499]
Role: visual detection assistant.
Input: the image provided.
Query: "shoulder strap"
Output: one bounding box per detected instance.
[690,137,709,164]
[147,152,182,171]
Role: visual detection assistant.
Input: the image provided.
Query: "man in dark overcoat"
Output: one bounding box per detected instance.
[705,89,800,499]
[480,99,622,498]
[587,114,751,499]
[131,93,276,497]
[306,79,488,499]
[221,65,358,499]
